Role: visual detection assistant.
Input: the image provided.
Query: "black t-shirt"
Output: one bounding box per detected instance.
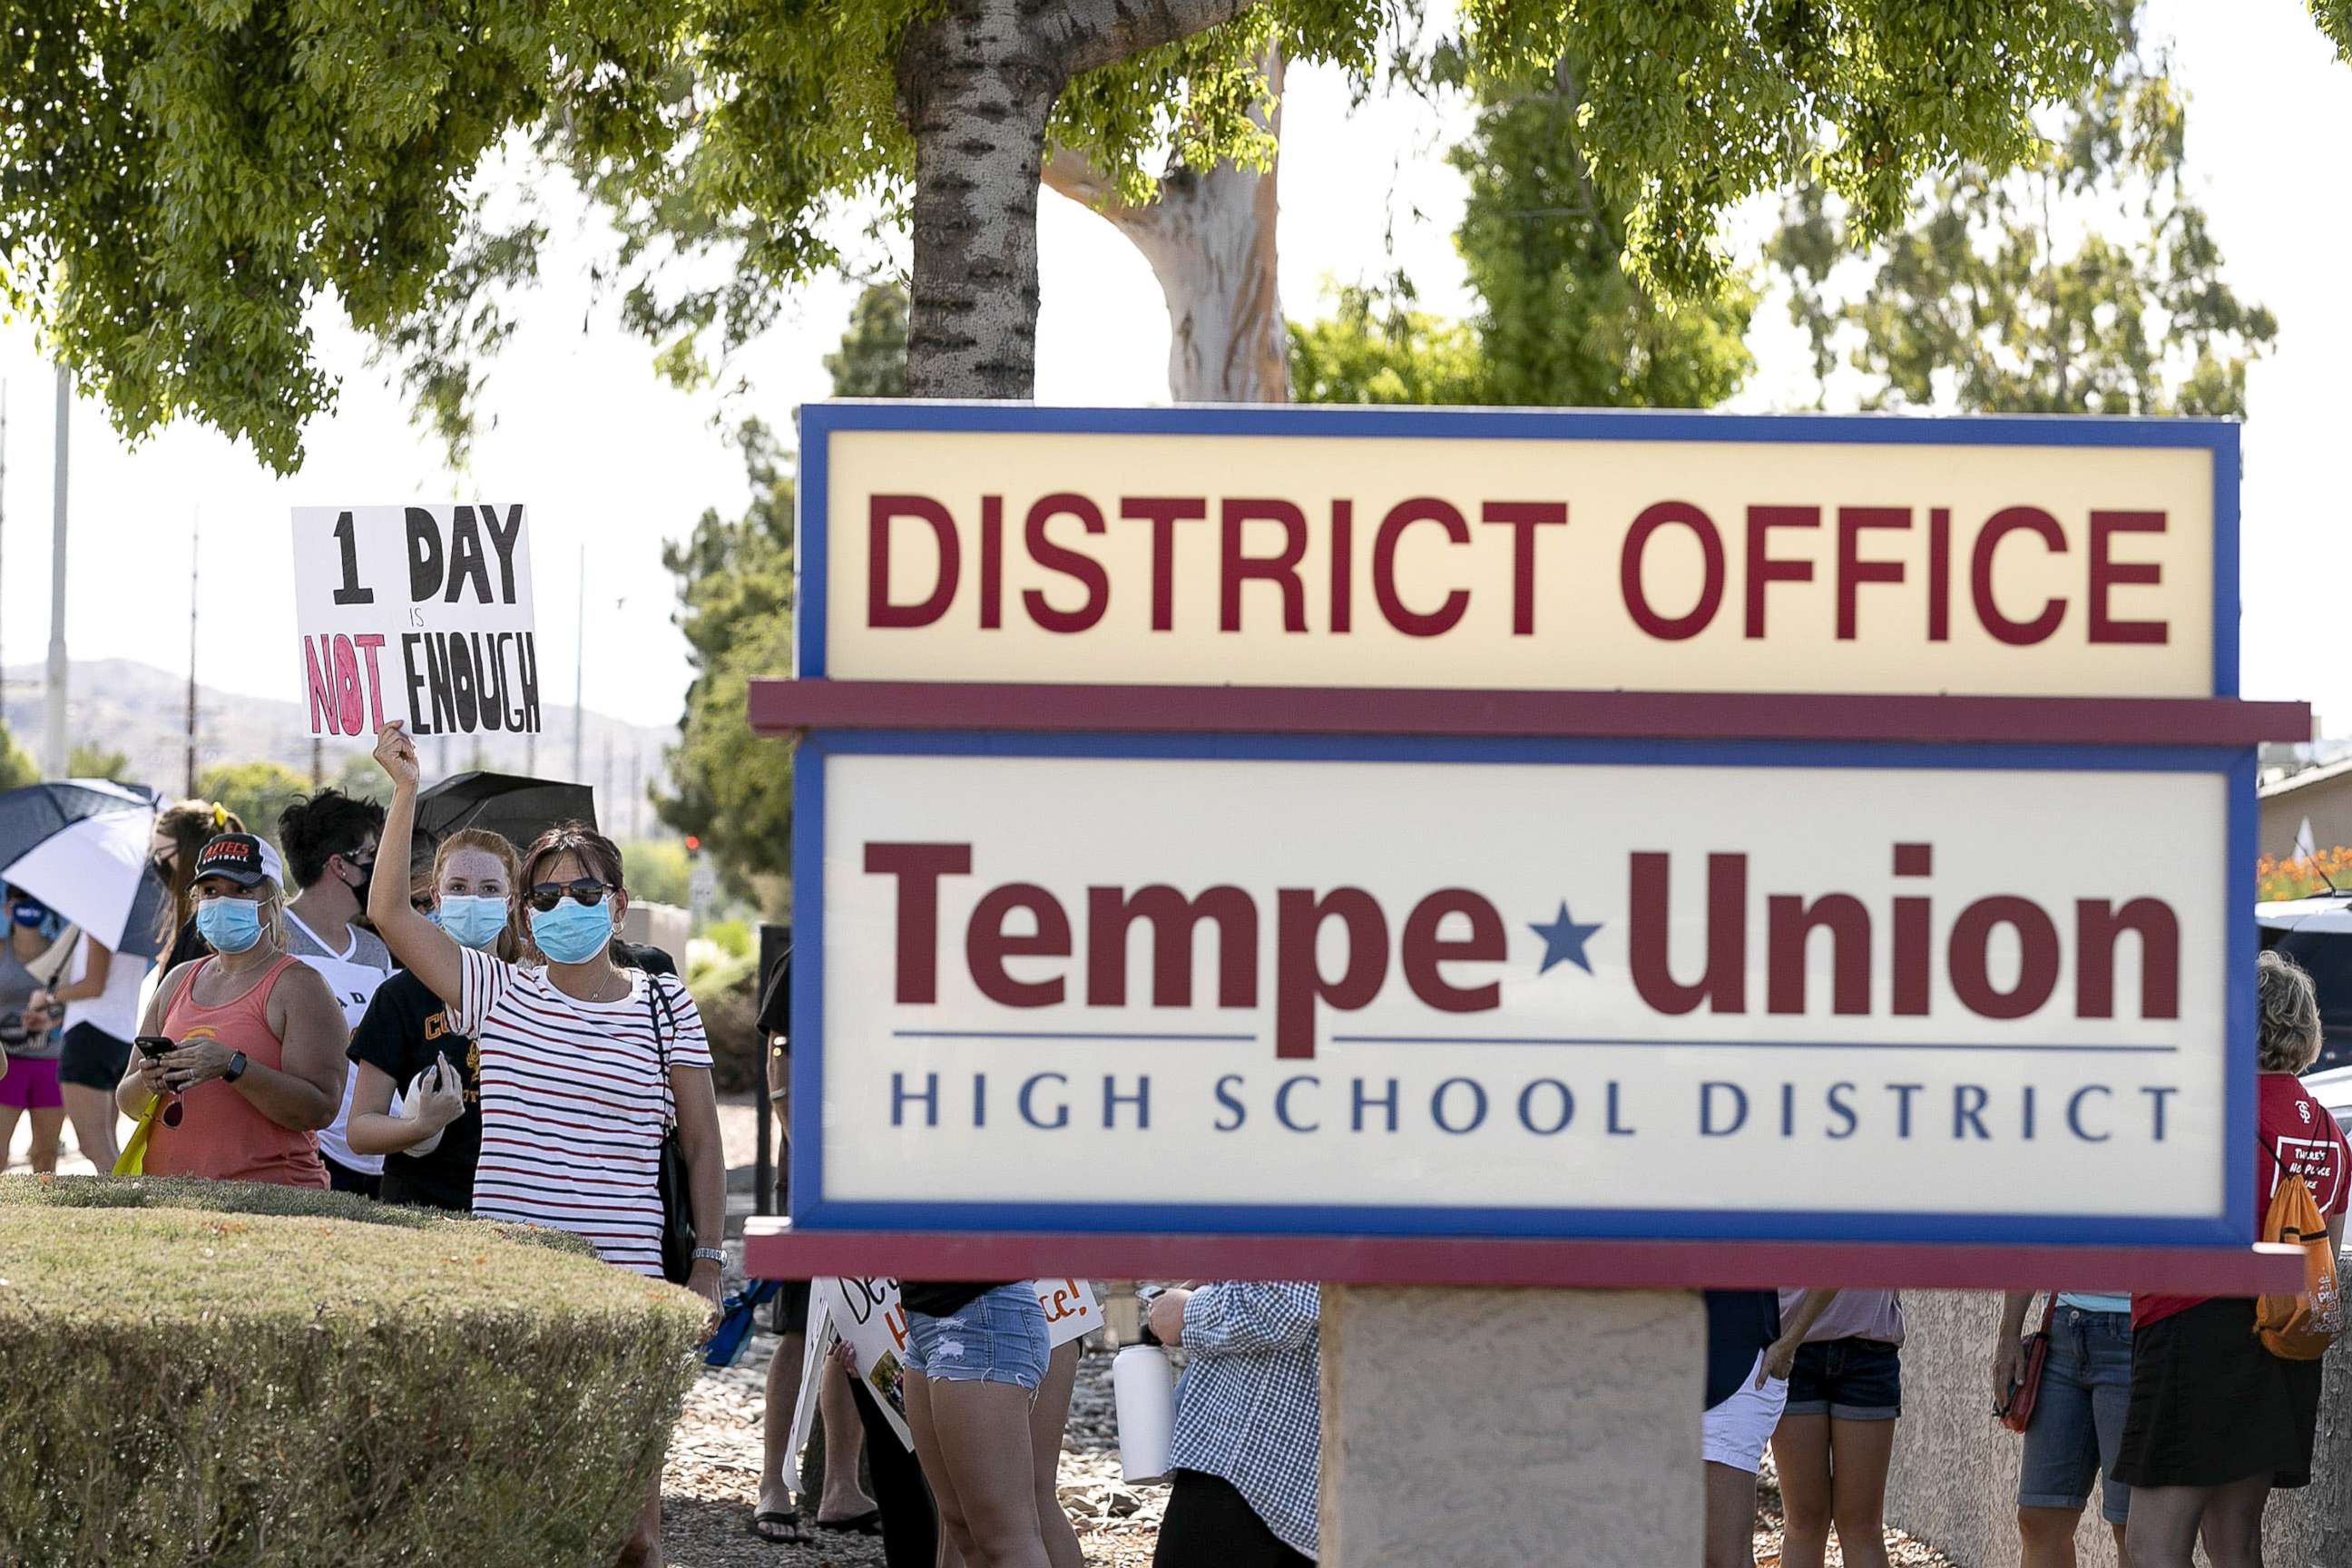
[1702,1289,1783,1410]
[900,1282,1014,1319]
[347,969,481,1213]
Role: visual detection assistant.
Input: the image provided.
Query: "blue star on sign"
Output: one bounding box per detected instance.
[1530,902,1603,975]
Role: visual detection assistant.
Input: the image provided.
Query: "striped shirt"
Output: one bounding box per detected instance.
[451,946,710,1276]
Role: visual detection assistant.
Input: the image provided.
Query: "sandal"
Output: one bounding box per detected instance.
[817,1510,885,1536]
[750,1508,808,1545]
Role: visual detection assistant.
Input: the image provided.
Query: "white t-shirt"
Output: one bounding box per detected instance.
[284,910,396,1175]
[61,937,151,1043]
[452,946,710,1277]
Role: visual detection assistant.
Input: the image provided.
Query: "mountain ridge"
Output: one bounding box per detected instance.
[0,657,676,837]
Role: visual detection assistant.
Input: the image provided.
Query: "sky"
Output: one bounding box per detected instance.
[0,0,2345,741]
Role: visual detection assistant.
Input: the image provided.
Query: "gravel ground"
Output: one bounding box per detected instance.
[656,1285,1955,1568]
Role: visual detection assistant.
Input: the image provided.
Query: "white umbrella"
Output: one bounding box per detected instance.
[0,779,165,956]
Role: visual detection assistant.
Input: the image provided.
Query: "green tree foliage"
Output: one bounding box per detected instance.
[1446,58,1757,409]
[1288,279,1485,404]
[66,743,132,783]
[653,417,798,908]
[614,838,691,907]
[1766,4,2275,416]
[655,280,908,910]
[333,752,391,808]
[824,284,913,398]
[13,4,2305,461]
[1291,53,1755,409]
[0,722,35,790]
[196,762,311,851]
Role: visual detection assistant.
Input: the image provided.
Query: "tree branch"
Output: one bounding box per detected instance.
[1041,145,1132,218]
[1038,0,1260,79]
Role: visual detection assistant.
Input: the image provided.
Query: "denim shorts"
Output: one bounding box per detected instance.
[902,1282,1050,1393]
[1784,1336,1902,1420]
[2018,1306,2132,1524]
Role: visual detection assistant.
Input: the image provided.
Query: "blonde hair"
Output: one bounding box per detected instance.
[2258,949,2325,1073]
[154,799,245,942]
[431,828,526,962]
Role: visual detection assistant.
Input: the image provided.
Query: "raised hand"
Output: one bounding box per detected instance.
[374,721,421,790]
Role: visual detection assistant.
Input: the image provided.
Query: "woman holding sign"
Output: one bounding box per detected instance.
[367,721,726,1568]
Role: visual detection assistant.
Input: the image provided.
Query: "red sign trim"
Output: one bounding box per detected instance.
[743,1220,2304,1295]
[750,679,2308,748]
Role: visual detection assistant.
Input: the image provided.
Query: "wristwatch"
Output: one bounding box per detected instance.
[691,1247,726,1266]
[223,1051,249,1083]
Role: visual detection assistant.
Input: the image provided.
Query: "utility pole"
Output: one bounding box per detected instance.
[630,750,642,839]
[184,515,199,796]
[571,544,585,783]
[43,365,69,778]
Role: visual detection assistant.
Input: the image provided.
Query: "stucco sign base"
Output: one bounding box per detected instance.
[1320,1285,1701,1568]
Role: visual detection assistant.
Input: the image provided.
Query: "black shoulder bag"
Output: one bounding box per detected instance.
[647,977,697,1285]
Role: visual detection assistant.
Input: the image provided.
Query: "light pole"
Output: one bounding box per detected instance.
[43,365,69,778]
[571,543,584,783]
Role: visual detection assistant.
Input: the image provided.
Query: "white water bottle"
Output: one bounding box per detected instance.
[1112,1318,1177,1485]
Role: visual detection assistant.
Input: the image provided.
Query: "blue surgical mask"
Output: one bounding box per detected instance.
[436,895,509,952]
[195,896,264,955]
[9,901,44,929]
[529,897,613,965]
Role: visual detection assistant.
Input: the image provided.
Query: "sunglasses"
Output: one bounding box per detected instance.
[525,877,612,914]
[161,1093,186,1130]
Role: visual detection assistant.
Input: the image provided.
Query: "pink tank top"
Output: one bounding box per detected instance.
[148,954,328,1189]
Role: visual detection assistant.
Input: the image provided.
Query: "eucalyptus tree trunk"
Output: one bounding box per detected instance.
[1043,48,1288,403]
[894,0,1256,399]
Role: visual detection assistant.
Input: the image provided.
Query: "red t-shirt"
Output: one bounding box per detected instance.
[2136,1073,2350,1328]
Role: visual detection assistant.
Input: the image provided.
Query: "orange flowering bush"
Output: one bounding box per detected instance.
[2259,846,2352,903]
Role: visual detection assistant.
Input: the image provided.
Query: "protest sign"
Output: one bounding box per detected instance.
[814,1277,914,1449]
[814,1276,1102,1451]
[292,504,539,739]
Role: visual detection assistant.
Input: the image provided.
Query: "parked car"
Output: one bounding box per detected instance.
[2260,891,2352,1128]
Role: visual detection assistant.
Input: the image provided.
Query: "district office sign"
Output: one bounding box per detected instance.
[799,404,2236,698]
[292,504,542,739]
[791,731,2253,1247]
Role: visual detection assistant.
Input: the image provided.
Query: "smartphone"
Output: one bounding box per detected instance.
[134,1035,175,1059]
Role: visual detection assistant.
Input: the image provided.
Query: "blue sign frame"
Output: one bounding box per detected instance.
[794,401,2242,696]
[789,728,2257,1249]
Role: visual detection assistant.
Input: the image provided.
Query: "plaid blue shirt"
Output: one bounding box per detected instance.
[1169,1282,1321,1560]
